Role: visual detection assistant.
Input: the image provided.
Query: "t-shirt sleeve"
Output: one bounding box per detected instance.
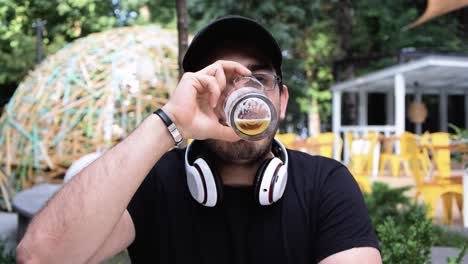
[314,165,380,262]
[127,167,158,262]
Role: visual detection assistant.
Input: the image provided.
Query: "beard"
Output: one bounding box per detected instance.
[204,133,275,164]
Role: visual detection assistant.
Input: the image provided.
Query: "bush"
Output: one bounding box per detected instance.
[433,226,468,248]
[365,182,434,264]
[446,244,468,264]
[364,182,412,228]
[377,207,434,264]
[0,240,15,264]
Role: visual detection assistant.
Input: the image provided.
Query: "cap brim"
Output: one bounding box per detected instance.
[182,15,282,77]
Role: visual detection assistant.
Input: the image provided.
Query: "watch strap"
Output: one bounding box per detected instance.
[154,109,183,147]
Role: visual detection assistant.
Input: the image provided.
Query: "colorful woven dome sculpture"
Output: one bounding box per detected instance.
[0,25,178,210]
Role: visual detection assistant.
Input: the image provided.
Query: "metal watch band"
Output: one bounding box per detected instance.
[153,109,183,147]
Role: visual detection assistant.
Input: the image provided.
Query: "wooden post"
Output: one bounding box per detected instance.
[176,0,189,79]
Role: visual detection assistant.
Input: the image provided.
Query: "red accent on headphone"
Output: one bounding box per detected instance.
[268,163,283,204]
[194,163,208,205]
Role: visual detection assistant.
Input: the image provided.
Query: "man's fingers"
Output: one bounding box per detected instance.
[216,60,251,76]
[212,63,227,95]
[199,60,251,78]
[193,74,221,108]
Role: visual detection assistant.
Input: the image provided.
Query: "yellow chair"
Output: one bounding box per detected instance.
[307,132,343,159]
[430,132,463,223]
[382,132,419,177]
[430,132,463,180]
[348,132,377,174]
[418,131,433,177]
[287,141,320,155]
[347,132,377,193]
[409,152,463,225]
[275,133,300,148]
[378,135,400,177]
[400,132,420,176]
[352,172,372,193]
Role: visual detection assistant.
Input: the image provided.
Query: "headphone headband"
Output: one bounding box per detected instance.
[185,138,288,167]
[185,139,289,207]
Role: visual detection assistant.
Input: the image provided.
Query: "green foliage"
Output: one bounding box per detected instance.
[188,1,467,131]
[0,239,14,264]
[365,182,434,264]
[377,208,434,264]
[0,0,113,84]
[187,0,327,131]
[0,0,176,88]
[353,0,465,55]
[351,0,467,75]
[300,21,339,124]
[365,182,468,263]
[364,181,412,228]
[432,225,468,248]
[1,0,467,131]
[449,123,468,140]
[447,123,468,164]
[0,1,37,84]
[446,243,468,264]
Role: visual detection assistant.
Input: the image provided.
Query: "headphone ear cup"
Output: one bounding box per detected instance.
[255,157,285,206]
[272,161,288,203]
[203,158,224,206]
[254,158,273,205]
[186,159,205,204]
[191,158,223,207]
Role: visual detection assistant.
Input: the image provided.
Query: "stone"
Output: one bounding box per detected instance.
[432,246,468,264]
[12,183,61,242]
[0,212,18,254]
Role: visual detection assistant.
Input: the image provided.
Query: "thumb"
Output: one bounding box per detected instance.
[211,125,241,142]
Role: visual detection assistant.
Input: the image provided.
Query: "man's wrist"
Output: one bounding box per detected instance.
[161,104,186,138]
[146,114,174,149]
[153,108,183,147]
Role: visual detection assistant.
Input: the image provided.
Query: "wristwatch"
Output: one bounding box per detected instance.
[153,109,183,147]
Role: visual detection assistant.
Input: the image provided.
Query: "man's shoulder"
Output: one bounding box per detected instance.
[147,148,186,180]
[158,148,186,165]
[286,149,350,191]
[287,149,344,174]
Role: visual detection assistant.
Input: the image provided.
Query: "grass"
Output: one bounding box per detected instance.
[433,225,468,248]
[0,240,14,264]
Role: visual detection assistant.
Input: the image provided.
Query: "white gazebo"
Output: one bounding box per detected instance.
[331,55,468,162]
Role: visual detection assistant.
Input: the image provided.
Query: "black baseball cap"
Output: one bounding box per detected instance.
[182,15,283,78]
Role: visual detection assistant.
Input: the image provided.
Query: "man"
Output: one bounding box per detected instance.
[17,15,381,263]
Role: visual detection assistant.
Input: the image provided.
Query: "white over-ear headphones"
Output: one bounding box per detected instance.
[185,138,289,207]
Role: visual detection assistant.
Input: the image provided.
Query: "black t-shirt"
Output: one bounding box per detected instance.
[127,149,380,263]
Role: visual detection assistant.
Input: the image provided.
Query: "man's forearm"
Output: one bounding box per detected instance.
[17,114,173,263]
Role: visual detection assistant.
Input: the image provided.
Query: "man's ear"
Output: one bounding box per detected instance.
[279,84,289,120]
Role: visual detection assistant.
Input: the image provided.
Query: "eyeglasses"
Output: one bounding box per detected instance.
[232,73,282,91]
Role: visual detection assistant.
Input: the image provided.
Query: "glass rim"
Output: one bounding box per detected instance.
[232,73,281,91]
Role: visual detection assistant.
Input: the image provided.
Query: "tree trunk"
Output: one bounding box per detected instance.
[459,7,468,40]
[334,0,357,125]
[176,0,189,79]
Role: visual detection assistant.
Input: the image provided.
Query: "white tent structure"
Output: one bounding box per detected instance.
[331,55,468,163]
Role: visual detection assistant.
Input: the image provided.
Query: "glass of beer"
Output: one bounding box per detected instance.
[222,76,278,141]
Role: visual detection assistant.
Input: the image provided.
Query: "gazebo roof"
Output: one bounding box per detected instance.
[331,55,468,94]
